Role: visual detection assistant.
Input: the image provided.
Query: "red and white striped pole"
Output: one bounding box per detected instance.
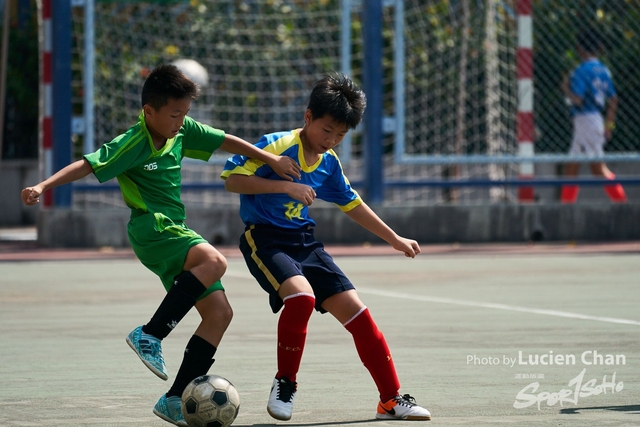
[516,0,535,202]
[40,0,53,207]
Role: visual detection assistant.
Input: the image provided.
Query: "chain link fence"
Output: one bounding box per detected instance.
[69,0,640,208]
[534,1,640,154]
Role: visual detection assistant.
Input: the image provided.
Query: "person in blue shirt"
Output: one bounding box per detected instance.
[221,73,431,422]
[561,29,627,203]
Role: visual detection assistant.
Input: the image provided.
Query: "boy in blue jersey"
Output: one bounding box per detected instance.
[221,73,431,421]
[22,64,301,426]
[561,29,627,203]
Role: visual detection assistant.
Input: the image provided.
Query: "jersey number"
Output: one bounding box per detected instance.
[284,202,304,221]
[592,77,608,109]
[143,162,158,171]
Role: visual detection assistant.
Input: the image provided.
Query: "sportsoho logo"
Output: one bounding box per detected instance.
[466,350,626,410]
[513,367,623,410]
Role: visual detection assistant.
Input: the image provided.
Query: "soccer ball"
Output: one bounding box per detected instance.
[171,58,209,88]
[181,375,240,427]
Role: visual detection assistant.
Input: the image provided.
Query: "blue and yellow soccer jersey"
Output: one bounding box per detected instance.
[221,129,362,228]
[85,112,225,220]
[570,58,616,116]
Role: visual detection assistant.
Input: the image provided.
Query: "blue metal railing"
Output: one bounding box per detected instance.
[73,177,640,193]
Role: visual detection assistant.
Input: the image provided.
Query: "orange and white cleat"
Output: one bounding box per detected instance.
[376,394,431,420]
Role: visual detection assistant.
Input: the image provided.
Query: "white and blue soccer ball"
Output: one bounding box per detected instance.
[181,375,240,427]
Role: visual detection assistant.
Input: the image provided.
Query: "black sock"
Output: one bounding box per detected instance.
[167,335,217,397]
[142,271,206,340]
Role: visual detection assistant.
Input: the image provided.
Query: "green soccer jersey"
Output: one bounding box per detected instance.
[84,112,225,221]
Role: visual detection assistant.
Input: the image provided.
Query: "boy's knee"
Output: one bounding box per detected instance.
[205,302,233,327]
[199,251,227,283]
[222,305,234,325]
[185,244,228,284]
[220,300,233,322]
[210,251,228,274]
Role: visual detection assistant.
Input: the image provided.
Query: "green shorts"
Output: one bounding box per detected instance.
[127,212,224,300]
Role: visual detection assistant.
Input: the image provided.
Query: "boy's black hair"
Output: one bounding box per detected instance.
[577,28,601,54]
[141,64,200,110]
[307,73,366,130]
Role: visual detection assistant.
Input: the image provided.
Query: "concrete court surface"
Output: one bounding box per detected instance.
[1,248,639,426]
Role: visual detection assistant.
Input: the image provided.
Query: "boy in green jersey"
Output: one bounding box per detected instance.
[22,64,301,426]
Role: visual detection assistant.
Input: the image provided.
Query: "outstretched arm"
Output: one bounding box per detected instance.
[344,202,421,258]
[220,134,301,181]
[21,158,94,205]
[224,174,316,206]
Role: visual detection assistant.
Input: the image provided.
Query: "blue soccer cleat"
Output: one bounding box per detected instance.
[153,394,188,427]
[126,325,168,380]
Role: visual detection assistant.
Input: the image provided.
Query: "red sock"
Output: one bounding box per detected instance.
[561,185,579,203]
[276,293,315,382]
[344,307,400,403]
[603,173,627,203]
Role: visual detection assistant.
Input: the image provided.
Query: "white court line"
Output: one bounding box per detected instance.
[357,288,640,327]
[225,270,640,327]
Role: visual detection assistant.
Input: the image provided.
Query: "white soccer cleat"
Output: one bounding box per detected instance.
[267,376,297,421]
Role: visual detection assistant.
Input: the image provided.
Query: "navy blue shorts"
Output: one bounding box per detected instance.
[239,224,355,313]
